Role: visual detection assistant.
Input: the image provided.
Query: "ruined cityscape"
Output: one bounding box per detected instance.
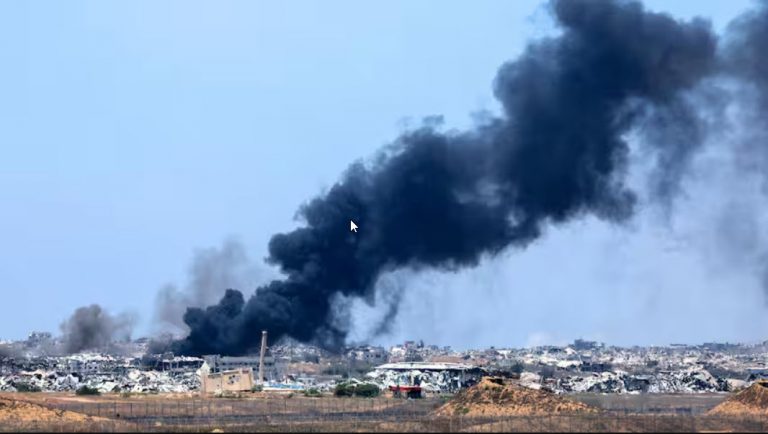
[1,330,768,432]
[2,332,768,397]
[6,0,768,431]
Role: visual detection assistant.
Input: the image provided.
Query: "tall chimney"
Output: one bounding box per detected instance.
[258,330,267,385]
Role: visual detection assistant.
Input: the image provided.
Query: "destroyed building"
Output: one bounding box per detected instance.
[345,346,387,364]
[1,329,767,396]
[203,355,283,383]
[366,362,484,394]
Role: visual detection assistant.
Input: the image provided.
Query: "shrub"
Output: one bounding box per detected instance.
[303,388,321,398]
[75,385,101,396]
[333,383,355,397]
[14,382,41,392]
[333,382,380,398]
[251,384,263,393]
[353,383,380,398]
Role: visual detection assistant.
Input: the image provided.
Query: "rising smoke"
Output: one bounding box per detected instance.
[154,238,267,334]
[60,305,135,354]
[172,0,731,356]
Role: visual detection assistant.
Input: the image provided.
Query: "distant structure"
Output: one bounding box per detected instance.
[572,339,602,351]
[200,367,254,394]
[258,330,267,385]
[202,355,277,378]
[372,362,483,393]
[199,330,272,393]
[201,331,280,386]
[345,346,387,364]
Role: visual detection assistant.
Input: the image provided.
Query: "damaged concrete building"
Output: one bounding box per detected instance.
[200,367,254,394]
[366,362,484,394]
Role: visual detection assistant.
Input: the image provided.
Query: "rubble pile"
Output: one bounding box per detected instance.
[365,365,481,393]
[709,380,768,415]
[1,332,766,396]
[0,368,200,393]
[552,368,726,394]
[0,352,202,394]
[434,377,596,416]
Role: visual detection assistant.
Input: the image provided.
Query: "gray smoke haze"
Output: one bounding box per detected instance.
[60,304,135,354]
[713,1,768,299]
[0,345,20,358]
[154,238,267,334]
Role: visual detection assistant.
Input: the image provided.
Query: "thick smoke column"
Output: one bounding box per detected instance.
[60,305,134,354]
[173,0,717,355]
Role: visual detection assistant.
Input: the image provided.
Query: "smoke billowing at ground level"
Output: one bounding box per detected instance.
[59,305,135,354]
[167,0,768,357]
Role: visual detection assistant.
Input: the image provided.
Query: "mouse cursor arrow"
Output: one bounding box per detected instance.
[350,220,358,233]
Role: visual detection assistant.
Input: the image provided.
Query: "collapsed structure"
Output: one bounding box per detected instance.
[0,353,202,394]
[366,362,483,395]
[1,332,767,395]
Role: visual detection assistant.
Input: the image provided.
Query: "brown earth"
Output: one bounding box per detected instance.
[434,377,598,417]
[0,396,107,423]
[708,380,768,416]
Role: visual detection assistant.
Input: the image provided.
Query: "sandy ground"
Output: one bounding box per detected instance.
[709,380,768,416]
[434,377,597,417]
[0,396,109,423]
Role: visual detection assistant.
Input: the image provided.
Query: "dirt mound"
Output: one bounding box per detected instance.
[709,380,768,416]
[0,397,101,423]
[434,377,597,417]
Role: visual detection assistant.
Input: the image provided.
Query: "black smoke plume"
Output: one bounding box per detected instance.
[154,238,265,334]
[60,304,135,354]
[172,0,719,356]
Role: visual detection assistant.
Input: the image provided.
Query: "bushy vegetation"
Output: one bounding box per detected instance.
[354,383,380,397]
[75,385,101,396]
[333,382,380,398]
[251,384,263,392]
[14,382,41,392]
[303,388,322,398]
[333,383,355,397]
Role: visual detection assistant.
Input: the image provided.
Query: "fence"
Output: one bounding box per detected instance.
[3,396,767,433]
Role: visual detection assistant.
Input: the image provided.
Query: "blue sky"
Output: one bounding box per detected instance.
[0,0,763,346]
